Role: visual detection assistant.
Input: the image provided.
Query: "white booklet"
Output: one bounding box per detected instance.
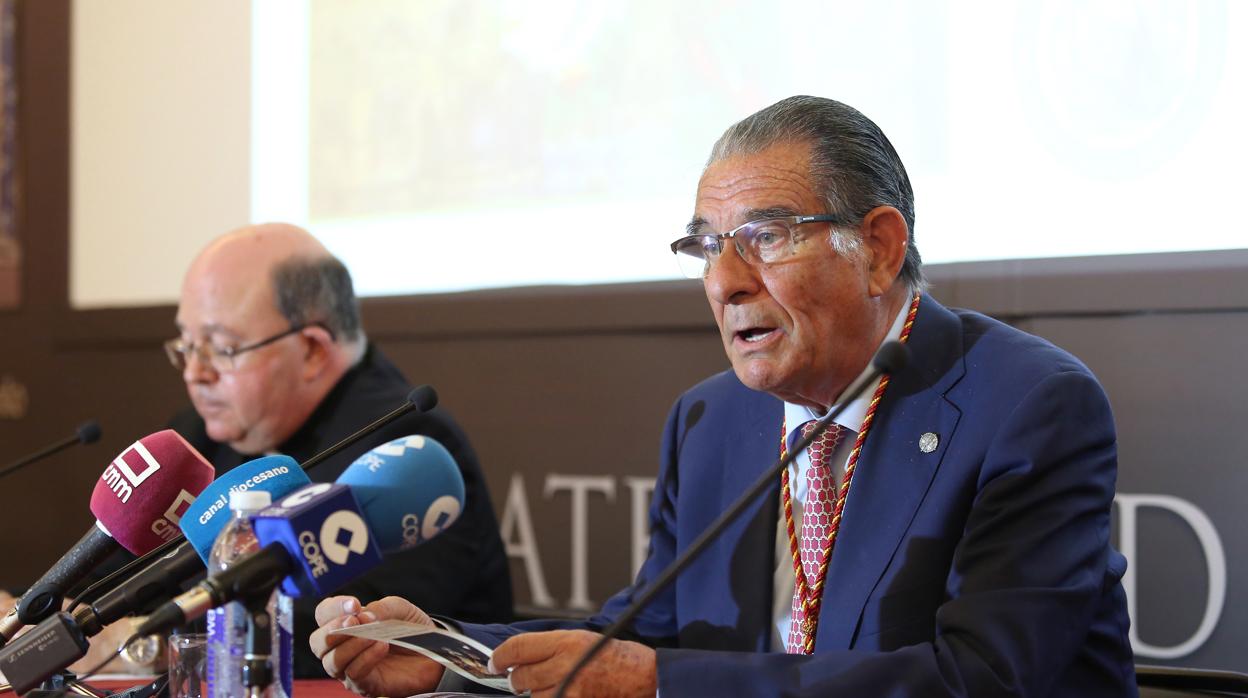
[330,619,514,694]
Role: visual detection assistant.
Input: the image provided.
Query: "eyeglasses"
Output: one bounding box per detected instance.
[669,214,845,279]
[164,322,335,373]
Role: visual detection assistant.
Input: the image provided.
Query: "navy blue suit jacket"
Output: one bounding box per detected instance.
[462,296,1136,696]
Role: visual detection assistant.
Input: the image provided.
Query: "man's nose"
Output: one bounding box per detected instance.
[182,350,218,384]
[703,244,762,305]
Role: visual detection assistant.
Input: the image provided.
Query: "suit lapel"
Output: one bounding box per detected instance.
[815,296,967,651]
[717,386,784,652]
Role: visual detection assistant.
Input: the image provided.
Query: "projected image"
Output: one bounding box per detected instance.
[72,1,1248,306]
[253,1,1243,297]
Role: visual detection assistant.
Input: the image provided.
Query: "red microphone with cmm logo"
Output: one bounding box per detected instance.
[0,430,214,646]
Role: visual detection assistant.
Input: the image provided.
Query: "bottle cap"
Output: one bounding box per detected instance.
[229,490,272,511]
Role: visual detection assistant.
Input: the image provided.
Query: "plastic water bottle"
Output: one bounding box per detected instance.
[205,490,293,698]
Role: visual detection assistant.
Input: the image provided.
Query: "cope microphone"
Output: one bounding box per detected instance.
[0,430,215,646]
[0,420,101,482]
[136,434,465,637]
[553,341,911,698]
[0,389,445,692]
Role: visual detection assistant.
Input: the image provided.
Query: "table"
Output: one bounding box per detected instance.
[0,678,359,697]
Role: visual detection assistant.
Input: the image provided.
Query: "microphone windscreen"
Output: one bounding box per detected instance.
[179,455,311,563]
[76,420,102,445]
[89,430,215,555]
[334,435,465,552]
[872,340,911,376]
[406,385,438,413]
[251,483,384,598]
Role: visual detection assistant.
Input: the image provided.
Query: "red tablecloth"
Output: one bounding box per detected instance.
[1,678,358,697]
[293,680,359,697]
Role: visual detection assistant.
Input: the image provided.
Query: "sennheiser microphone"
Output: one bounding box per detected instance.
[0,430,215,646]
[0,420,102,482]
[136,434,466,636]
[65,384,443,615]
[552,341,911,698]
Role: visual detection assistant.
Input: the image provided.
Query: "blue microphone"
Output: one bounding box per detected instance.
[180,455,312,561]
[251,482,384,598]
[135,436,466,635]
[255,434,467,596]
[335,434,465,551]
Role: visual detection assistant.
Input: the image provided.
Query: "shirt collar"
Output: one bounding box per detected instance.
[783,302,908,441]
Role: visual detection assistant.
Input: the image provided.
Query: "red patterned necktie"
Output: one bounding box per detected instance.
[787,420,846,654]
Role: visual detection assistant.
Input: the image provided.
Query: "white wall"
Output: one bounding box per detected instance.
[71,0,252,309]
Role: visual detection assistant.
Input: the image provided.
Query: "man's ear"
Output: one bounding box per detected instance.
[300,325,336,380]
[859,205,909,297]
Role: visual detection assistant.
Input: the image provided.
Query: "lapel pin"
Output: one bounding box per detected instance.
[919,432,939,453]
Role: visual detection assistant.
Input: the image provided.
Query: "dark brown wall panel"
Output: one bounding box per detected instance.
[2,0,1244,672]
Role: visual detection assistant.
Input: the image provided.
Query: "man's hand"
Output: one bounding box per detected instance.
[309,595,445,698]
[491,630,657,698]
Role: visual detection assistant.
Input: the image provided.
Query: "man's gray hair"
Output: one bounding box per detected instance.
[271,256,363,343]
[708,96,926,291]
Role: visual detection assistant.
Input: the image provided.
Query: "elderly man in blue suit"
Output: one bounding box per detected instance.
[310,96,1137,697]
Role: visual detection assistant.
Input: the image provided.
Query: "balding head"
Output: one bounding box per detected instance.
[188,223,332,282]
[175,223,364,454]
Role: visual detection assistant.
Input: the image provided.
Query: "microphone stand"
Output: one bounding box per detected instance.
[300,385,435,474]
[552,342,909,698]
[0,420,101,482]
[243,603,275,698]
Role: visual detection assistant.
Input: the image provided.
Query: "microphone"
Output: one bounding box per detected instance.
[0,430,215,646]
[553,341,911,697]
[300,385,438,473]
[178,455,313,563]
[0,457,312,694]
[62,384,442,617]
[0,420,102,482]
[71,455,311,636]
[136,434,465,636]
[334,434,465,553]
[0,390,446,692]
